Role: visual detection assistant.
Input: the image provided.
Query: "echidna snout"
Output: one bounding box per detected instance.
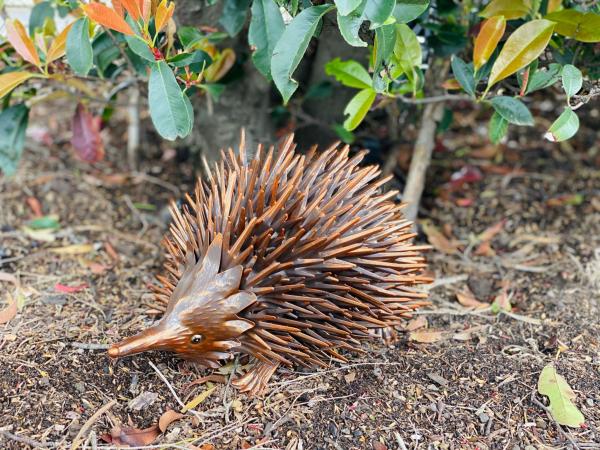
[108,135,431,395]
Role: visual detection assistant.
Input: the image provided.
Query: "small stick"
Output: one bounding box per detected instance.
[148,361,186,409]
[530,391,582,450]
[71,342,110,350]
[0,430,53,448]
[70,399,117,450]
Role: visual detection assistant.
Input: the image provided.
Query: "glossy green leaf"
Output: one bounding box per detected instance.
[525,63,561,94]
[545,108,579,142]
[335,0,362,16]
[0,104,29,176]
[561,64,582,99]
[66,18,93,76]
[29,1,54,35]
[249,0,285,79]
[393,23,421,66]
[545,10,600,43]
[487,19,555,88]
[488,111,508,144]
[490,96,533,126]
[480,0,531,20]
[271,4,335,103]
[364,0,395,29]
[178,27,204,50]
[169,50,213,72]
[343,88,376,130]
[125,35,155,61]
[450,56,475,97]
[538,364,585,428]
[393,0,429,23]
[325,58,372,89]
[220,0,251,36]
[373,24,396,75]
[148,60,193,140]
[337,4,367,47]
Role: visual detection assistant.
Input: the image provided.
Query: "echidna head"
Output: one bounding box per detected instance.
[108,235,257,368]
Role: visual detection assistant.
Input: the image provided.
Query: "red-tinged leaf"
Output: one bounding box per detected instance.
[455,197,474,207]
[120,0,141,20]
[450,165,483,189]
[158,410,184,432]
[0,293,18,324]
[141,0,151,23]
[112,0,124,17]
[104,241,120,262]
[474,240,495,256]
[26,197,43,217]
[82,3,135,35]
[473,16,506,71]
[6,19,41,66]
[46,22,74,63]
[373,442,388,450]
[456,290,488,309]
[54,282,88,293]
[104,425,161,446]
[478,219,506,242]
[71,103,105,163]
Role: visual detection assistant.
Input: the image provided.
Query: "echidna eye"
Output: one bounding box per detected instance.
[190,334,204,344]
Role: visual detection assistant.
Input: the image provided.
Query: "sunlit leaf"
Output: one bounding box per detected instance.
[0,72,35,99]
[343,88,376,131]
[204,48,235,82]
[155,0,175,33]
[46,22,74,63]
[473,16,506,71]
[538,364,585,428]
[248,0,285,79]
[82,2,135,35]
[393,23,421,66]
[6,19,41,66]
[561,64,582,99]
[545,9,600,43]
[487,19,555,88]
[271,4,335,103]
[480,0,531,20]
[325,58,372,89]
[545,108,579,142]
[490,96,533,126]
[364,0,395,29]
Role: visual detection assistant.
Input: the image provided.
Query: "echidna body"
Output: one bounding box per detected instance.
[108,135,430,394]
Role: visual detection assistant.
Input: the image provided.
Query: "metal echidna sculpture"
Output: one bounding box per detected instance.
[108,134,431,395]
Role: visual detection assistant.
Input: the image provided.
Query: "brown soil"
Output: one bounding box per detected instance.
[1,109,599,450]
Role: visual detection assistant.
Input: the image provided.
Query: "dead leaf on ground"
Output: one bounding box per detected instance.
[158,409,184,432]
[182,386,216,413]
[409,330,446,343]
[344,371,357,384]
[478,219,506,243]
[71,102,105,163]
[403,316,427,331]
[26,197,43,217]
[104,241,120,262]
[421,219,462,255]
[456,290,489,309]
[54,283,88,293]
[0,293,18,324]
[537,364,585,428]
[50,244,94,255]
[491,289,511,313]
[102,425,160,446]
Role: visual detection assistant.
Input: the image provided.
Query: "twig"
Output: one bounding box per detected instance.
[127,85,140,171]
[396,94,471,104]
[530,391,582,450]
[223,356,239,424]
[425,274,468,291]
[148,360,186,409]
[71,342,111,350]
[0,430,54,448]
[132,172,181,196]
[123,194,149,237]
[70,399,117,450]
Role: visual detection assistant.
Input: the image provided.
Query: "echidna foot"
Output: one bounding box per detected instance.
[232,361,279,396]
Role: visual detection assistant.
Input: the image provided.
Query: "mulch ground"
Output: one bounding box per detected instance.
[1,106,599,449]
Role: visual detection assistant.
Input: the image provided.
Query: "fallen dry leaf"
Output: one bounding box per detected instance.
[456,290,488,309]
[409,330,446,343]
[104,241,120,262]
[478,219,506,243]
[26,197,43,217]
[0,293,18,324]
[54,283,88,293]
[421,220,462,255]
[344,371,356,384]
[182,386,216,412]
[158,409,184,432]
[403,316,427,331]
[50,244,94,255]
[102,425,160,446]
[71,103,105,163]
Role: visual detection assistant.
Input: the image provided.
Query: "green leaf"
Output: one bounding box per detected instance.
[66,18,93,76]
[490,96,533,126]
[450,56,475,97]
[364,0,395,29]
[169,50,213,72]
[488,111,508,144]
[0,104,29,176]
[332,123,355,144]
[325,58,372,89]
[525,63,561,94]
[27,214,60,230]
[393,0,429,23]
[393,23,421,66]
[335,0,362,16]
[343,88,376,130]
[200,83,225,101]
[125,35,155,61]
[545,10,600,43]
[249,0,285,79]
[178,27,204,50]
[538,364,585,428]
[487,19,555,88]
[373,24,396,75]
[29,1,55,35]
[220,0,251,36]
[545,108,579,142]
[561,64,582,100]
[480,0,531,20]
[271,4,335,103]
[148,60,193,140]
[337,6,367,47]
